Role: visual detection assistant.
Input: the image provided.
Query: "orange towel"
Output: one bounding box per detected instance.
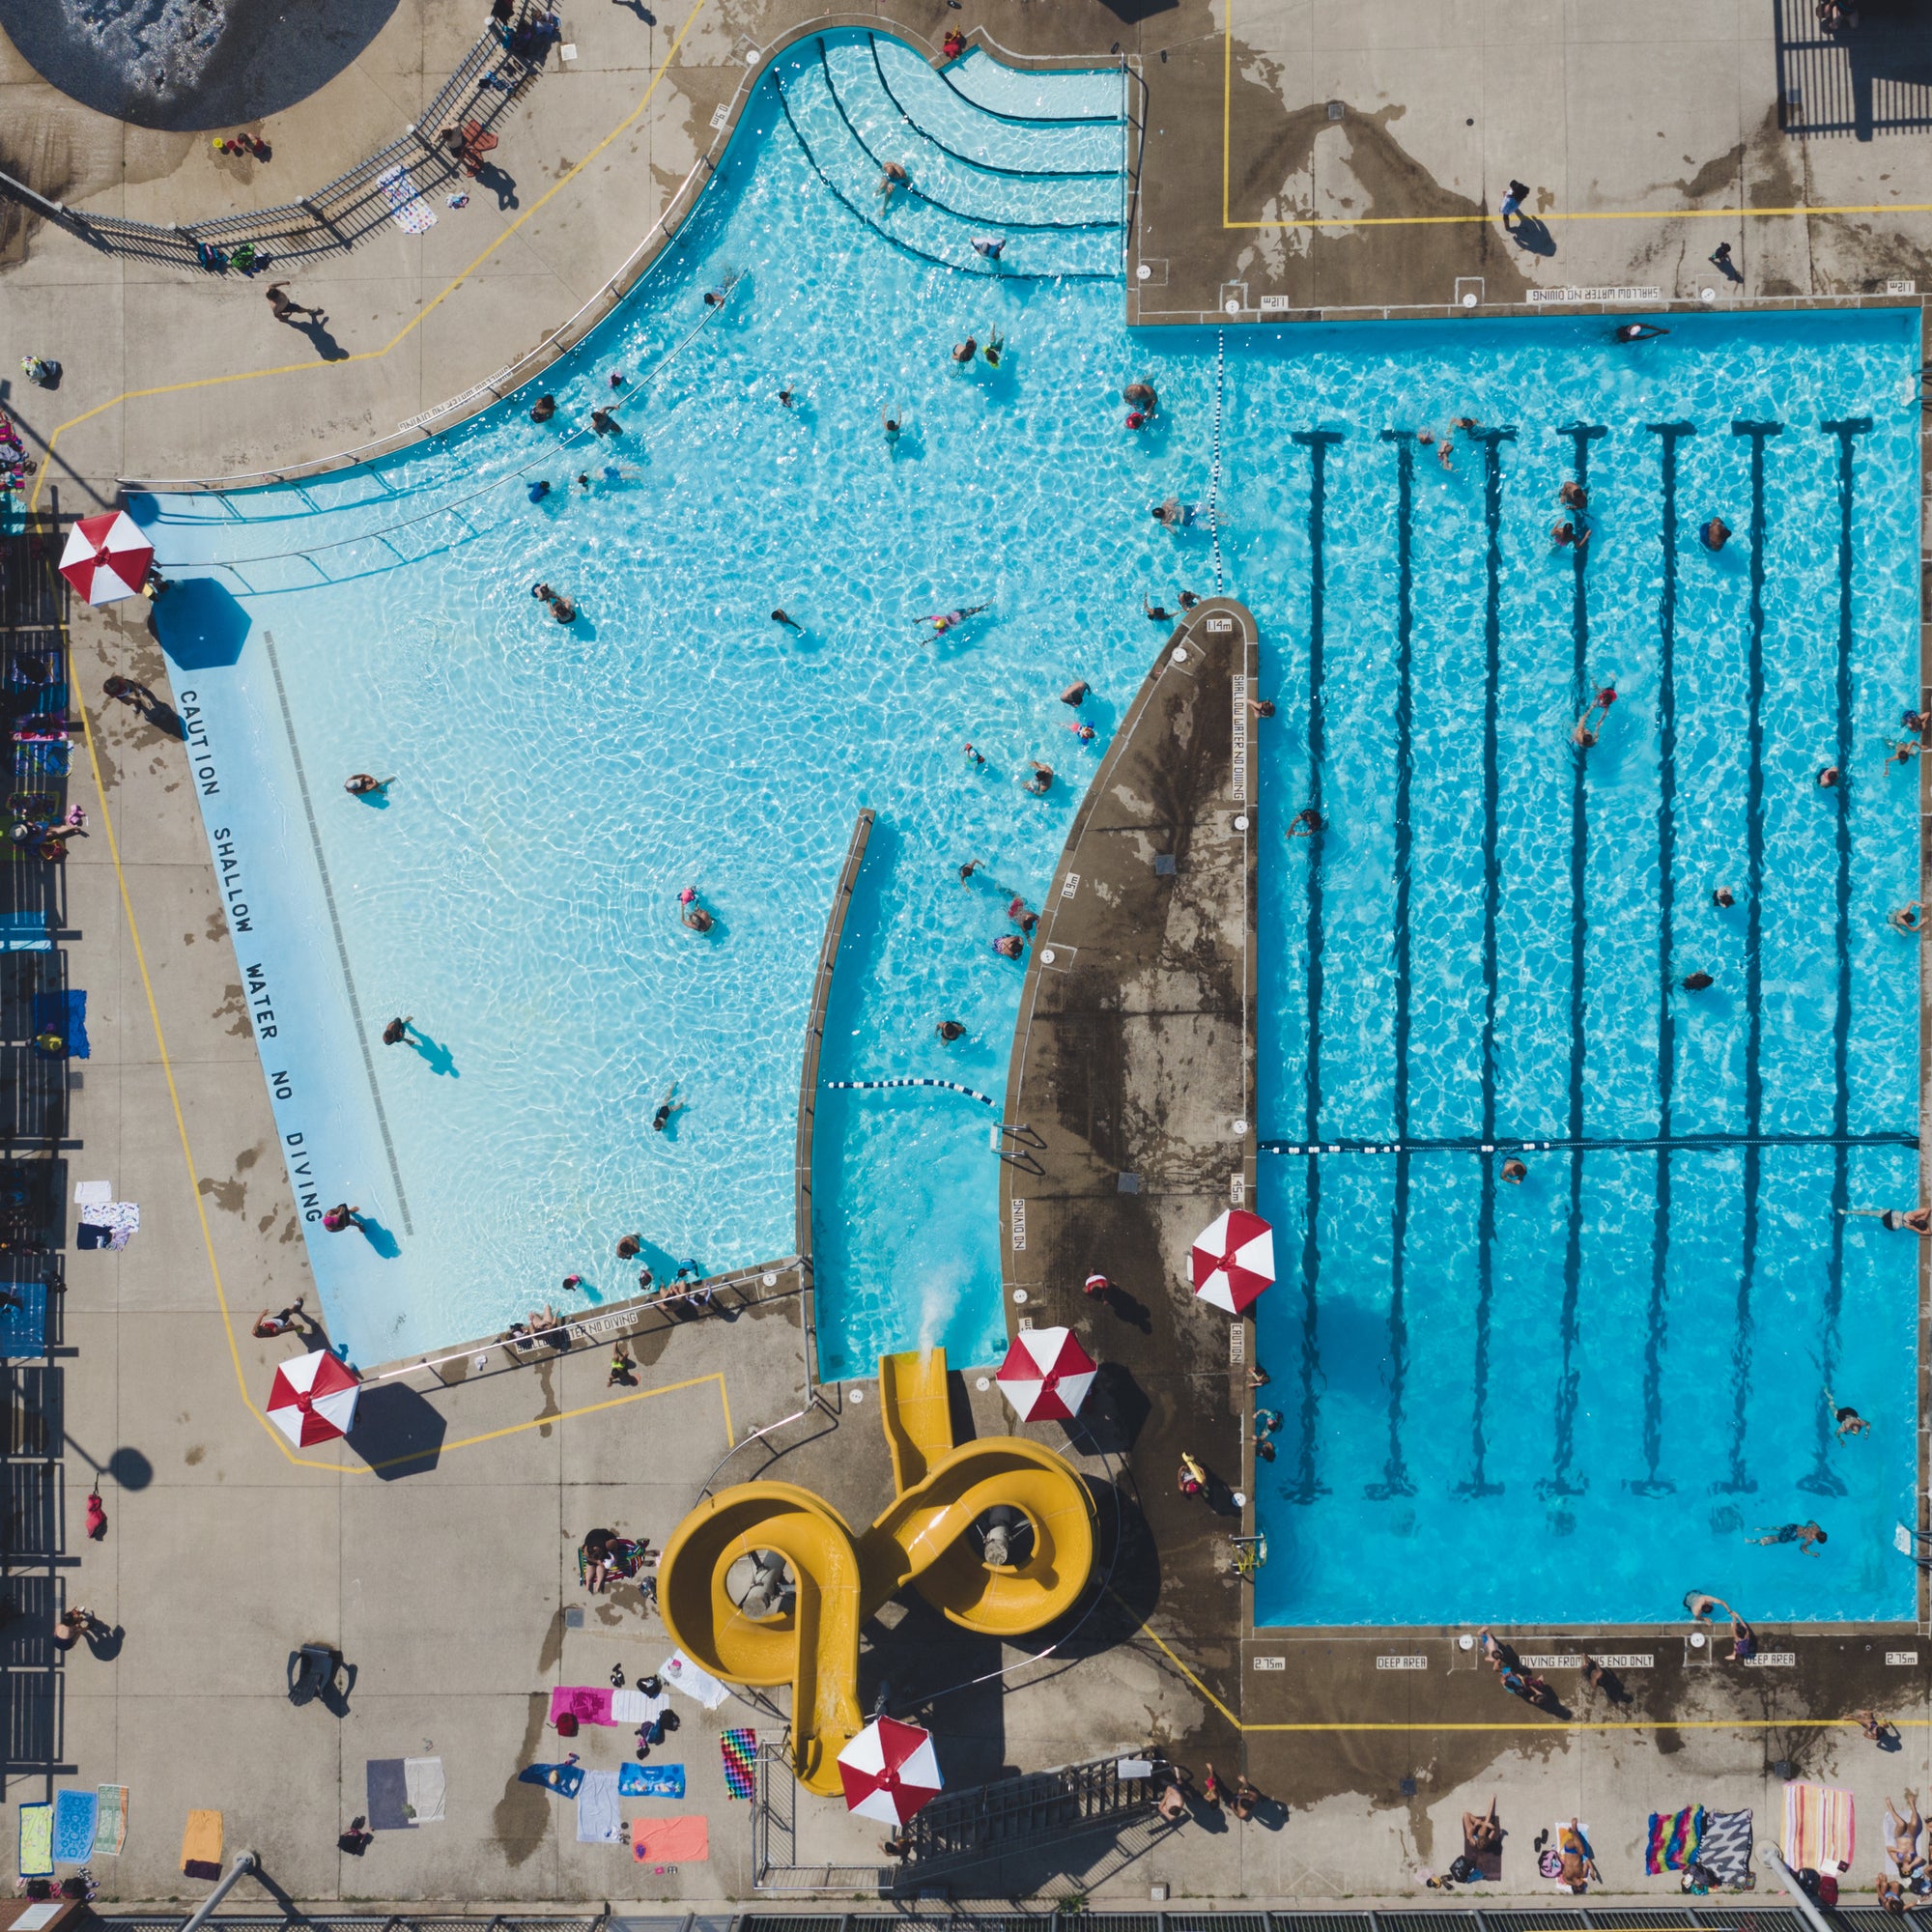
[181,1808,222,1879]
[631,1815,708,1862]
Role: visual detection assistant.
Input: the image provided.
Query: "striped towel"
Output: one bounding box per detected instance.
[721,1727,756,1799]
[94,1785,128,1857]
[1646,1804,1703,1874]
[1701,1808,1753,1888]
[1784,1781,1855,1872]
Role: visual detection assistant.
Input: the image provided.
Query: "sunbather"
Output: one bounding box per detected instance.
[1556,1819,1599,1890]
[1886,1791,1924,1877]
[1464,1796,1503,1853]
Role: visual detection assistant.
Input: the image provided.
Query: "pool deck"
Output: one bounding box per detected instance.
[5,0,1932,1909]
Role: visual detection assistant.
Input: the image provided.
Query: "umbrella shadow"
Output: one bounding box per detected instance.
[347,1381,447,1479]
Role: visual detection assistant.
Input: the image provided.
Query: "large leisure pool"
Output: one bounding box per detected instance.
[139,33,1919,1624]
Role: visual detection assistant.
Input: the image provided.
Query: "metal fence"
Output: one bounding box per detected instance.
[0,2,546,270]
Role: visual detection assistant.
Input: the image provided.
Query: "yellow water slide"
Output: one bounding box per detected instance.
[657,1348,1097,1795]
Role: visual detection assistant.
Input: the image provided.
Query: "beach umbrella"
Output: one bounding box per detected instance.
[58,511,154,605]
[995,1325,1097,1422]
[1189,1208,1275,1314]
[838,1716,943,1825]
[266,1348,360,1447]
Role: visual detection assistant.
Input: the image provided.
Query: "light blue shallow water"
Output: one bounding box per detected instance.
[136,32,1919,1625]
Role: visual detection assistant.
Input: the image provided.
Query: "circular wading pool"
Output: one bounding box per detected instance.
[0,0,401,131]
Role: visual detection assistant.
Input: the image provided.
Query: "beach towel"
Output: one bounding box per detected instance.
[722,1727,757,1799]
[78,1202,138,1251]
[72,1180,110,1208]
[612,1686,668,1724]
[376,165,437,235]
[1785,1781,1855,1872]
[18,1803,51,1877]
[633,1815,709,1861]
[662,1650,729,1709]
[1647,1804,1704,1874]
[366,1758,413,1830]
[1701,1807,1753,1888]
[621,1762,684,1798]
[52,1787,97,1863]
[576,1769,621,1843]
[181,1807,222,1879]
[94,1785,128,1857]
[404,1756,445,1825]
[550,1684,614,1727]
[518,1759,584,1798]
[32,990,87,1060]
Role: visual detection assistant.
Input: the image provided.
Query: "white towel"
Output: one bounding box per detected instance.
[662,1650,729,1709]
[403,1756,444,1825]
[575,1768,621,1843]
[72,1181,110,1208]
[611,1687,668,1723]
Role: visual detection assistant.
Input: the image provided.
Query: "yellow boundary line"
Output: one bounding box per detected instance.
[1128,1606,1932,1732]
[1218,0,1932,234]
[53,572,734,1474]
[27,0,709,516]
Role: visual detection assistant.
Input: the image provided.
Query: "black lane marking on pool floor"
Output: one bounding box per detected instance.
[1804,415,1874,1500]
[1287,428,1344,1505]
[1634,420,1693,1497]
[1548,421,1605,1503]
[1720,419,1783,1499]
[1458,426,1515,1500]
[1365,430,1416,1502]
[1257,1131,1918,1154]
[261,630,414,1237]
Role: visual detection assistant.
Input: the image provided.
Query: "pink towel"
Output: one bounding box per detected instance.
[549,1685,614,1727]
[632,1815,709,1861]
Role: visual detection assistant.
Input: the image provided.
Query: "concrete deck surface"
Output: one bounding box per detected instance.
[3,0,1931,1909]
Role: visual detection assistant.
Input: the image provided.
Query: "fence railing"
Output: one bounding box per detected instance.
[0,3,545,270]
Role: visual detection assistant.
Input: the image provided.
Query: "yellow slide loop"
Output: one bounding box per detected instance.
[658,1349,1096,1796]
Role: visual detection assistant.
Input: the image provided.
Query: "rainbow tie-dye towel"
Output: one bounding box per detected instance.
[721,1728,756,1800]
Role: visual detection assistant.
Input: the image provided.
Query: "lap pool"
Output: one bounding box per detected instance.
[134,33,1919,1628]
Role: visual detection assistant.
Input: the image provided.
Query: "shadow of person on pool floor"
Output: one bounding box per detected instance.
[355,1214,402,1260]
[408,1028,459,1077]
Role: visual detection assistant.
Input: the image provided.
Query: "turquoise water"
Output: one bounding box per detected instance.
[137,30,1920,1625]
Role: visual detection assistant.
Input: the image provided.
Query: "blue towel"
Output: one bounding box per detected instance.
[620,1762,684,1798]
[518,1760,584,1798]
[52,1787,96,1863]
[31,991,86,1060]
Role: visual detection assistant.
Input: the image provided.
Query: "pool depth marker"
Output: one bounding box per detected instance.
[1461,425,1516,1499]
[1723,418,1783,1498]
[1371,429,1415,1502]
[1804,415,1873,1499]
[1288,427,1344,1504]
[1548,422,1605,1502]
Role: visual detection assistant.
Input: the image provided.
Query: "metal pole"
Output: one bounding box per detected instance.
[177,1850,258,1932]
[1763,1847,1837,1932]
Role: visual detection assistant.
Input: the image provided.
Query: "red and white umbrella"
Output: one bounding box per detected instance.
[1189,1208,1275,1314]
[58,511,155,606]
[266,1348,360,1447]
[838,1716,943,1825]
[995,1325,1097,1422]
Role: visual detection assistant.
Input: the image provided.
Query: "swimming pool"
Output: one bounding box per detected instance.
[138,33,1920,1621]
[1237,311,1922,1626]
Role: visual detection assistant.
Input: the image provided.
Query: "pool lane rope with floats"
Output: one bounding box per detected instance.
[825,1076,996,1104]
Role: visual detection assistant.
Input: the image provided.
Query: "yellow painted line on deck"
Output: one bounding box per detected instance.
[27,0,710,515]
[55,570,735,1474]
[1218,0,1932,233]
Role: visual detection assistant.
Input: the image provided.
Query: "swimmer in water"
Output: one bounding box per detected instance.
[982,331,1004,368]
[778,387,795,408]
[883,409,900,441]
[1179,588,1201,609]
[1008,896,1038,934]
[1024,760,1054,795]
[1885,736,1922,773]
[1826,1389,1871,1437]
[678,887,714,933]
[923,604,989,638]
[651,1083,686,1132]
[936,1019,966,1040]
[1501,1157,1527,1183]
[1699,516,1732,552]
[702,285,729,307]
[1249,697,1276,719]
[1714,885,1736,907]
[771,609,802,631]
[972,237,1006,262]
[1551,519,1589,550]
[1683,970,1715,990]
[1068,719,1096,743]
[530,394,556,422]
[1559,480,1588,510]
[1818,764,1841,787]
[344,774,394,796]
[1061,680,1089,706]
[958,857,983,881]
[1889,901,1922,933]
[952,336,978,364]
[1123,383,1158,412]
[992,934,1024,959]
[963,743,985,768]
[877,160,908,204]
[590,408,619,436]
[1614,322,1669,343]
[1573,683,1616,746]
[1144,597,1175,622]
[1287,808,1324,838]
